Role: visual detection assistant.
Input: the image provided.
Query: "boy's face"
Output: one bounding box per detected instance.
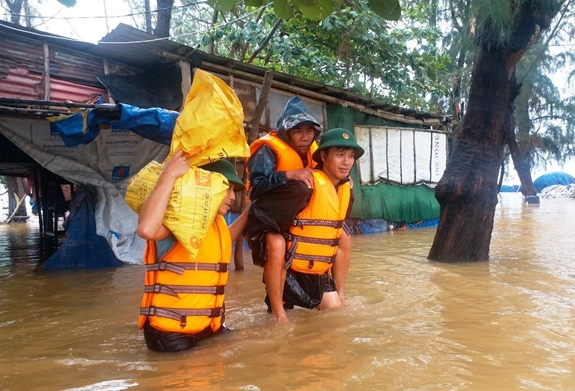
[321,147,355,181]
[217,186,236,215]
[286,123,316,155]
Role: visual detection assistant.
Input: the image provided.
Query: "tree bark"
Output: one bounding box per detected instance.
[153,0,174,38]
[508,124,538,196]
[144,0,152,33]
[428,2,559,263]
[6,0,24,25]
[508,76,538,196]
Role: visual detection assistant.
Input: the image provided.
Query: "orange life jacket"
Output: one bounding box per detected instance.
[245,131,318,190]
[138,215,231,334]
[286,170,351,275]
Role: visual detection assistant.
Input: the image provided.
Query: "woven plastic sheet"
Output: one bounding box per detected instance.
[125,70,250,261]
[169,69,249,166]
[356,182,439,223]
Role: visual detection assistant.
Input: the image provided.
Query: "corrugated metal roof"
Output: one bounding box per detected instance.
[0,66,42,100]
[0,22,107,88]
[0,65,107,103]
[50,78,107,102]
[92,24,185,68]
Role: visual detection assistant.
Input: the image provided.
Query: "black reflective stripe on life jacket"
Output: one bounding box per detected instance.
[290,252,337,270]
[292,218,344,230]
[285,236,337,269]
[286,233,340,247]
[145,261,229,275]
[140,306,223,328]
[144,284,226,298]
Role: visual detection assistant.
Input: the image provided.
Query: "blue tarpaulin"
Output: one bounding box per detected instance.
[533,172,575,192]
[50,103,178,147]
[117,104,178,145]
[42,187,123,270]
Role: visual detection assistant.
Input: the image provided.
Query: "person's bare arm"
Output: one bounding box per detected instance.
[228,199,251,242]
[137,150,189,241]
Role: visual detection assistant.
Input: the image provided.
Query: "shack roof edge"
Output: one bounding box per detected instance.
[0,21,449,123]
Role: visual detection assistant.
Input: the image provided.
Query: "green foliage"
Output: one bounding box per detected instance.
[471,0,562,50]
[273,0,294,19]
[205,0,401,21]
[510,1,575,172]
[293,0,334,20]
[515,49,575,171]
[368,0,401,20]
[208,0,238,12]
[186,1,448,112]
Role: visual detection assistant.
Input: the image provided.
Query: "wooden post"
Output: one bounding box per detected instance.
[43,42,50,100]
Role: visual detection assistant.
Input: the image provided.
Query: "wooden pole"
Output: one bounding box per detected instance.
[5,194,27,224]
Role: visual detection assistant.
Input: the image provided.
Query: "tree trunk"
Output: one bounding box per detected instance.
[508,77,538,197]
[6,0,24,25]
[501,72,538,197]
[144,0,152,33]
[508,124,538,197]
[153,0,174,38]
[428,2,558,263]
[207,8,219,55]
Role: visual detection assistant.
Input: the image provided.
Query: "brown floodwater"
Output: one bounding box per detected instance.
[0,193,574,391]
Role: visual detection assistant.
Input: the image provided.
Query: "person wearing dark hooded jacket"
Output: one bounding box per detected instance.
[246,97,354,323]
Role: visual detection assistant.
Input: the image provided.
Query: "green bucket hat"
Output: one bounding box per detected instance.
[200,159,245,191]
[312,128,365,164]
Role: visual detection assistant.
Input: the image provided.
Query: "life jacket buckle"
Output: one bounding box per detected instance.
[158,261,169,271]
[293,219,304,229]
[308,260,315,270]
[180,315,186,329]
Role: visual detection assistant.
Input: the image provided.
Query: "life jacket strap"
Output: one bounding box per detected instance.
[146,261,229,274]
[293,218,344,229]
[285,236,337,270]
[292,253,336,264]
[144,284,225,298]
[140,306,223,326]
[287,234,340,246]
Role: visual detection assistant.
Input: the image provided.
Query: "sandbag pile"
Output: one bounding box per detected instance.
[540,184,575,198]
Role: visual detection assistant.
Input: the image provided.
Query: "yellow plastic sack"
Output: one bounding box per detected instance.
[170,69,250,166]
[125,70,250,260]
[125,160,229,260]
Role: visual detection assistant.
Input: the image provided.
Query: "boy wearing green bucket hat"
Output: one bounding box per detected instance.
[251,128,364,322]
[136,151,250,352]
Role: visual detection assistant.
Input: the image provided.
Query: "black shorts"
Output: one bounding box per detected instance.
[280,269,336,310]
[142,319,222,352]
